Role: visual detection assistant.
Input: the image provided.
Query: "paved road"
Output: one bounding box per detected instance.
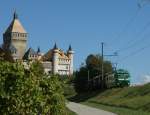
[67,102,116,115]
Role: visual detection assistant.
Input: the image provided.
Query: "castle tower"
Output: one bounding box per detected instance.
[67,45,74,75]
[3,11,27,60]
[53,43,59,74]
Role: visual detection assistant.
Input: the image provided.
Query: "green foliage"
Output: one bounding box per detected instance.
[30,60,44,77]
[62,78,76,98]
[75,54,113,92]
[0,61,67,115]
[75,67,89,93]
[40,76,66,115]
[86,54,113,77]
[0,48,14,62]
[57,74,76,98]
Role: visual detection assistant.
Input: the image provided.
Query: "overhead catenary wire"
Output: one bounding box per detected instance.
[111,0,150,44]
[106,0,150,70]
[112,5,141,42]
[139,0,150,7]
[118,42,150,63]
[116,24,150,52]
[114,0,150,53]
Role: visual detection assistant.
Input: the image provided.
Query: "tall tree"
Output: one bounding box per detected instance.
[0,48,14,62]
[86,54,113,79]
[75,54,113,93]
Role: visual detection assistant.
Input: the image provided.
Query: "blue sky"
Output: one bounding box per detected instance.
[0,0,150,84]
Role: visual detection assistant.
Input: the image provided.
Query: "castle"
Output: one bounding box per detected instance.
[1,12,74,75]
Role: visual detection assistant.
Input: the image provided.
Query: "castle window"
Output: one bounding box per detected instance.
[66,66,68,69]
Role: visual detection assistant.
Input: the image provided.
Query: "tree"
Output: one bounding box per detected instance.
[0,48,14,62]
[0,61,67,114]
[75,54,113,93]
[75,67,89,93]
[30,60,44,77]
[86,54,113,78]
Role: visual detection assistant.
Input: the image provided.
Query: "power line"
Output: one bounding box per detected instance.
[114,0,150,65]
[118,42,150,63]
[116,30,150,53]
[112,6,141,42]
[114,1,150,53]
[110,1,150,51]
[115,16,150,52]
[139,0,150,7]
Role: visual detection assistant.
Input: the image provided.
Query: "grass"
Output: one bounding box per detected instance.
[68,110,77,115]
[81,101,150,115]
[87,83,150,112]
[69,83,150,115]
[66,108,77,115]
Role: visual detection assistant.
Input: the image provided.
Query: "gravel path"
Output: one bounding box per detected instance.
[67,102,116,115]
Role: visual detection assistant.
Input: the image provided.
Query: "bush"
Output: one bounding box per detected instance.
[0,61,67,115]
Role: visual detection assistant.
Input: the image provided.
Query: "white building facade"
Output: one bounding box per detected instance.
[42,43,74,75]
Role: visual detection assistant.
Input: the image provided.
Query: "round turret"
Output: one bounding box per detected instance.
[67,45,74,56]
[67,45,74,75]
[53,43,59,74]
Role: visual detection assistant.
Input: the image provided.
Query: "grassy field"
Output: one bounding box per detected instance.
[67,108,77,115]
[69,83,150,115]
[81,101,150,115]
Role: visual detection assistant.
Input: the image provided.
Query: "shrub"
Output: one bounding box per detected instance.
[0,61,67,115]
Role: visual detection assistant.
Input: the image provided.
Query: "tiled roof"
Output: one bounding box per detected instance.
[41,49,53,61]
[23,48,37,60]
[41,48,70,61]
[58,50,69,59]
[4,13,27,33]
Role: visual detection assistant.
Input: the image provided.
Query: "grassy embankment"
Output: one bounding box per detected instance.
[67,108,77,115]
[70,83,150,115]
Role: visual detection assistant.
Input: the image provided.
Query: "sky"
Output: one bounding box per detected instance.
[0,0,150,84]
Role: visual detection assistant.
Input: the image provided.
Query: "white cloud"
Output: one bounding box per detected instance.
[141,75,150,84]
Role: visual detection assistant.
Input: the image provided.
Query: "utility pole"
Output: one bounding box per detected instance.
[88,70,90,89]
[88,70,90,82]
[100,42,118,89]
[101,42,104,88]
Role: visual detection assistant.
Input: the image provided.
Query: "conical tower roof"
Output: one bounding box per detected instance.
[23,48,37,60]
[4,12,27,33]
[68,45,72,51]
[53,43,58,49]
